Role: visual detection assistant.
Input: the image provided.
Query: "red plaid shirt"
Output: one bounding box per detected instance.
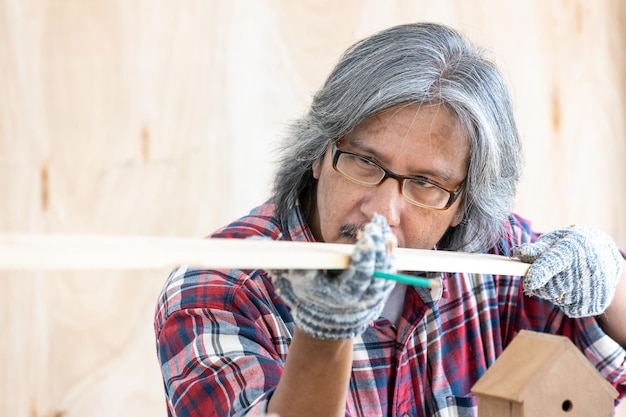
[154,200,626,416]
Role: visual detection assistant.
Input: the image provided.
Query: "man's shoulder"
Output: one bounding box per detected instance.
[490,213,539,255]
[210,200,314,242]
[211,201,284,240]
[506,213,535,237]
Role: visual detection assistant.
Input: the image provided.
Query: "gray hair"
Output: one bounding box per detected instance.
[272,22,522,253]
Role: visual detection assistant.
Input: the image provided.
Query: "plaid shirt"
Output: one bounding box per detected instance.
[155,200,626,417]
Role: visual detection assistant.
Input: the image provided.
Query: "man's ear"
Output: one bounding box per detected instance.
[450,207,464,227]
[312,155,322,180]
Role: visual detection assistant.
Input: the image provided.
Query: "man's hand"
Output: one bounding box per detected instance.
[270,214,396,339]
[513,226,623,318]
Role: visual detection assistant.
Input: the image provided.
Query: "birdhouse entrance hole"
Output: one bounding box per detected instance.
[562,400,572,412]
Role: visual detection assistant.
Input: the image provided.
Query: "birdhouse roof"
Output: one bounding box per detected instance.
[471,330,618,402]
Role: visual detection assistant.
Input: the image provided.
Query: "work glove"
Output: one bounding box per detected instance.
[270,214,396,339]
[513,226,623,318]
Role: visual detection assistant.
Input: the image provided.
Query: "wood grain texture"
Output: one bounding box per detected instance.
[1,1,624,416]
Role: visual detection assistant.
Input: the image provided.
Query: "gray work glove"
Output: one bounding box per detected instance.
[513,226,623,318]
[270,214,396,339]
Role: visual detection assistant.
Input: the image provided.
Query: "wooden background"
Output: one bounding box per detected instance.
[1,1,625,416]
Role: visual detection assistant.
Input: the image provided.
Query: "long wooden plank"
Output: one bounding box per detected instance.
[0,233,530,276]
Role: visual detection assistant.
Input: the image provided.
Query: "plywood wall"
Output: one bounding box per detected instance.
[1,1,625,416]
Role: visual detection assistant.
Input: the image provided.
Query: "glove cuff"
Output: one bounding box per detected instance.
[291,301,386,339]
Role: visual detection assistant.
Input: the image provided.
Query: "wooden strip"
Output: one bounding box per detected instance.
[0,233,530,276]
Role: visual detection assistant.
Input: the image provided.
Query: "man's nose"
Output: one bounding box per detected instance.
[361,178,403,227]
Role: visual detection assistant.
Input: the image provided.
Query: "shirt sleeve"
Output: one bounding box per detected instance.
[154,266,291,417]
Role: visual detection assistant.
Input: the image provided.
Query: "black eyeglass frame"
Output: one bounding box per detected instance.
[331,142,465,210]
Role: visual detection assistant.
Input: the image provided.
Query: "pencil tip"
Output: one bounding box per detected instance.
[429,279,442,291]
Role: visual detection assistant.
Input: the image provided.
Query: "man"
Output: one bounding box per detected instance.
[155,22,626,416]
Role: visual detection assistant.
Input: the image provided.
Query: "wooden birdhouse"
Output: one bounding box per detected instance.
[471,330,618,417]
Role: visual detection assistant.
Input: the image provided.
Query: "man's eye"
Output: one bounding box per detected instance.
[409,177,436,188]
[354,156,379,170]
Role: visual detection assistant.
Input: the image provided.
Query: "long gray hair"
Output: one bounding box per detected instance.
[272,22,522,253]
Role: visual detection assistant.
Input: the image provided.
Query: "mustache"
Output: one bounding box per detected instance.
[339,223,441,279]
[339,223,365,240]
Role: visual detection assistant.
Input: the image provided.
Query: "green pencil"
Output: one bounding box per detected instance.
[373,270,440,290]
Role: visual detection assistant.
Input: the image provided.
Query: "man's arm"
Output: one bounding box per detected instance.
[598,259,626,348]
[268,329,353,417]
[267,214,397,417]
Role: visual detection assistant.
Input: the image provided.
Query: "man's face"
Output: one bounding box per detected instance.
[309,103,469,249]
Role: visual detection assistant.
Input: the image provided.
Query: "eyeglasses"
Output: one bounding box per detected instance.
[331,142,464,210]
